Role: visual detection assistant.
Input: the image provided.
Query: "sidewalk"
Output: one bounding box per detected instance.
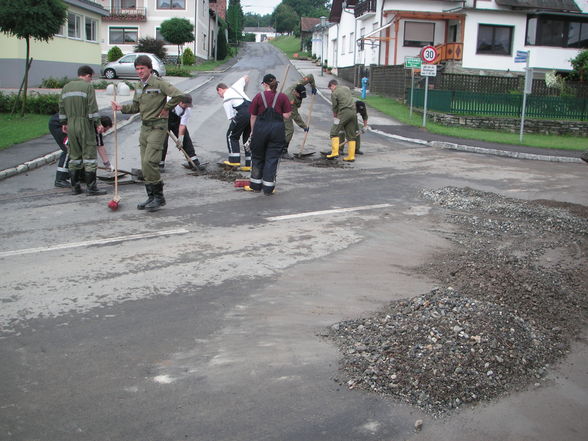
[0,61,584,181]
[291,58,584,164]
[0,75,213,180]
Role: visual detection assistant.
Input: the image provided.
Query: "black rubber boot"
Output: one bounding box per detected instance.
[85,171,107,196]
[70,169,83,195]
[54,170,70,188]
[144,182,166,212]
[137,184,154,210]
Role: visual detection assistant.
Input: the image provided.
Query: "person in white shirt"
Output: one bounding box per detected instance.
[216,75,252,170]
[160,94,202,170]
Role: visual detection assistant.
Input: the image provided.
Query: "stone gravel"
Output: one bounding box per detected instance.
[326,187,587,415]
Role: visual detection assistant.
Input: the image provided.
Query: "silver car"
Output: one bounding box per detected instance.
[101,53,166,79]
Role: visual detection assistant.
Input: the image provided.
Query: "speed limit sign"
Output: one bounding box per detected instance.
[421,45,438,63]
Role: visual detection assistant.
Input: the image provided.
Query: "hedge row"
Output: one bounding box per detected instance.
[0,92,59,115]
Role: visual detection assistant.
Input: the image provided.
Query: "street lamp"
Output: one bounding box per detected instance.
[320,16,326,77]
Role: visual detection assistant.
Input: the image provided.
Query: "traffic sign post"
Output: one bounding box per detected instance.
[515,50,531,142]
[420,64,437,127]
[420,45,438,63]
[405,57,422,117]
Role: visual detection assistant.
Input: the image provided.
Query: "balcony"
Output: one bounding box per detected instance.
[103,7,147,22]
[434,42,463,63]
[354,0,377,18]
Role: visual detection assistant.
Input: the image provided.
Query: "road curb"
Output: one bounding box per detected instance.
[369,128,581,163]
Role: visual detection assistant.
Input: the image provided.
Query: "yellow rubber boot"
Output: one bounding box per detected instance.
[326,137,340,159]
[343,140,356,162]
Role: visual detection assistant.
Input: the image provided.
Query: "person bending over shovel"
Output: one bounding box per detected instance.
[160,94,203,171]
[111,55,184,212]
[50,113,113,188]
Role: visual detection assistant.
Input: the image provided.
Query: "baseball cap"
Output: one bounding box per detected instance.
[262,73,277,84]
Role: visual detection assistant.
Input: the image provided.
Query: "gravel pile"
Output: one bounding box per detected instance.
[327,187,587,415]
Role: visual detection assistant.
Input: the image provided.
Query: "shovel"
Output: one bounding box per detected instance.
[168,130,200,170]
[97,166,143,181]
[294,93,316,159]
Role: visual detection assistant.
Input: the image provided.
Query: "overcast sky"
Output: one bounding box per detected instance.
[241,0,282,16]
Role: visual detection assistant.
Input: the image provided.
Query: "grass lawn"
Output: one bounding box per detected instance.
[0,113,50,150]
[364,95,587,151]
[269,36,310,59]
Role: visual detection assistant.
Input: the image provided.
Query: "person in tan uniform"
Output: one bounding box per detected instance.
[111,55,183,212]
[326,79,357,162]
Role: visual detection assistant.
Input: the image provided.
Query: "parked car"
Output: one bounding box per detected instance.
[101,53,166,79]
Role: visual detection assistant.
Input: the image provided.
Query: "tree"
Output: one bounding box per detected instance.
[569,50,588,82]
[226,0,244,44]
[135,37,167,60]
[0,0,67,116]
[283,0,330,18]
[217,18,230,59]
[272,4,299,34]
[107,46,124,62]
[160,17,195,64]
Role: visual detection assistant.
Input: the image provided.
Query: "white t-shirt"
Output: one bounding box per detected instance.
[222,77,250,120]
[172,104,191,126]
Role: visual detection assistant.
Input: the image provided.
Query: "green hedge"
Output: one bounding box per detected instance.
[164,65,193,77]
[0,92,59,115]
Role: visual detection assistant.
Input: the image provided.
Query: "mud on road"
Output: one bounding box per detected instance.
[328,187,588,415]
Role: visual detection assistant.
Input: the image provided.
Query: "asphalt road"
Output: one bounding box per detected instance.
[0,43,586,441]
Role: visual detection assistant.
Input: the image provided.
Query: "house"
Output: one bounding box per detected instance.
[323,0,587,74]
[300,17,321,51]
[243,27,278,43]
[0,0,109,88]
[96,0,219,62]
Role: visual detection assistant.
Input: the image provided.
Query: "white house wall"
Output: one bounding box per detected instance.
[98,0,213,61]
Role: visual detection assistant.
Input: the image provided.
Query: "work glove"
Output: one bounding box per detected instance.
[333,118,340,125]
[361,126,367,134]
[243,138,251,151]
[303,127,310,133]
[176,135,184,148]
[103,161,115,172]
[311,87,317,95]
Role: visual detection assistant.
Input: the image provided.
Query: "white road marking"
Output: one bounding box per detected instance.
[0,228,190,258]
[266,204,393,222]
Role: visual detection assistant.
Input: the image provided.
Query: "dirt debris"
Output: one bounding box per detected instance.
[327,187,587,415]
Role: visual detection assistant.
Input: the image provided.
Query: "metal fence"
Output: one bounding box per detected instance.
[407,88,588,120]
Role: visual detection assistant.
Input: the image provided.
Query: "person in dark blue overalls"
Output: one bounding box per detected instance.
[246,74,292,195]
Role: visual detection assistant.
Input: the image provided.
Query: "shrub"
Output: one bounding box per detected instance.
[40,76,72,88]
[107,46,124,62]
[243,33,256,42]
[164,65,192,77]
[182,47,196,66]
[134,37,167,60]
[0,92,59,114]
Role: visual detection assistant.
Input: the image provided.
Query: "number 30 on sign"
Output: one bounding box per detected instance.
[420,46,438,63]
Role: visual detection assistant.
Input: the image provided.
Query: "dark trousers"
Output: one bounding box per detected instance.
[162,124,196,162]
[249,119,285,194]
[226,105,251,165]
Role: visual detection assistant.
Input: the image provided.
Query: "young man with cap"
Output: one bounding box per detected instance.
[282,83,309,159]
[216,75,252,170]
[246,73,291,195]
[160,94,203,171]
[111,55,184,212]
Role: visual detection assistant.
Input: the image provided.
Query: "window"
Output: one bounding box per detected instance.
[85,17,97,41]
[68,12,82,39]
[526,15,588,48]
[109,27,138,44]
[155,27,168,43]
[448,24,458,43]
[119,54,138,63]
[113,0,136,8]
[157,0,185,9]
[404,21,435,47]
[203,33,207,50]
[350,32,354,52]
[476,24,513,55]
[359,28,365,51]
[341,35,346,54]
